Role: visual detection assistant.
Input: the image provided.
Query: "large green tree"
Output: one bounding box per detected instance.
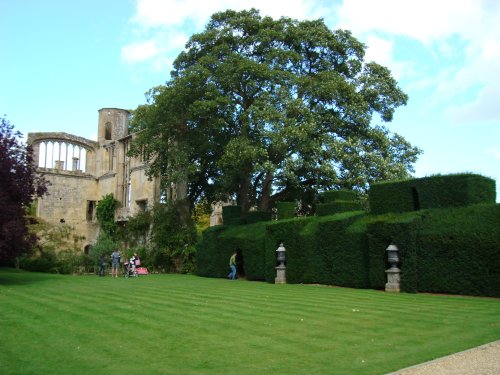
[130,9,421,215]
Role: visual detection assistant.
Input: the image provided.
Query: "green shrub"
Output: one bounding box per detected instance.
[19,250,57,273]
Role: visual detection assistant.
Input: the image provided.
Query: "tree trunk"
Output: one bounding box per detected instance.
[257,172,274,211]
[237,172,251,218]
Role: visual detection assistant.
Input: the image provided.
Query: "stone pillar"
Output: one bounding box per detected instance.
[72,157,79,171]
[54,160,64,171]
[275,242,286,284]
[385,244,401,292]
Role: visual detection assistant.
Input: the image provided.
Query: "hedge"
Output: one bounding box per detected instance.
[318,190,358,203]
[196,222,268,280]
[316,212,369,288]
[369,174,496,215]
[246,211,272,224]
[264,217,315,283]
[366,212,422,292]
[276,201,296,219]
[196,174,499,297]
[316,201,364,216]
[222,205,243,225]
[416,203,500,297]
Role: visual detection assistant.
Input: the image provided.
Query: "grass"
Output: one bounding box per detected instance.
[0,269,498,375]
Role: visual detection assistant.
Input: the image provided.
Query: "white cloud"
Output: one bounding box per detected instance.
[131,0,326,30]
[121,40,160,63]
[337,0,481,45]
[122,0,330,72]
[122,0,500,129]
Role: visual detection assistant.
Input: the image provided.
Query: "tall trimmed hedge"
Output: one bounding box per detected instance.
[276,201,296,219]
[369,174,496,215]
[416,204,500,297]
[222,205,244,225]
[316,212,369,287]
[366,213,422,292]
[196,174,499,297]
[316,189,363,216]
[196,222,269,280]
[264,217,314,283]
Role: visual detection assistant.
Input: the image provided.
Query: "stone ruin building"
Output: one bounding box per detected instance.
[28,108,160,252]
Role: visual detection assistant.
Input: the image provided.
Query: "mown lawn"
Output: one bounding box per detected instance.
[0,269,498,375]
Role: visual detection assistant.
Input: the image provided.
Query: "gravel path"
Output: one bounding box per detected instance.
[388,340,500,375]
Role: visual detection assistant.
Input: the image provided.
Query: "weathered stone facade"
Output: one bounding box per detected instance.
[28,108,160,251]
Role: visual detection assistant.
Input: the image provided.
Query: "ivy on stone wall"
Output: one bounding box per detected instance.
[96,193,118,238]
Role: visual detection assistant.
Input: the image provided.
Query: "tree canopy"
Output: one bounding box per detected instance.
[129,9,421,215]
[0,117,47,261]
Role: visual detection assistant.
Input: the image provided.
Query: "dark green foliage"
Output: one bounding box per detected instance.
[150,202,197,273]
[316,189,364,216]
[276,201,296,219]
[196,174,499,297]
[316,201,364,216]
[264,217,313,283]
[417,204,500,297]
[246,211,272,224]
[126,211,152,246]
[96,194,118,238]
[366,213,422,292]
[317,212,370,288]
[222,205,243,225]
[196,223,268,280]
[18,250,57,273]
[319,190,358,203]
[370,174,496,215]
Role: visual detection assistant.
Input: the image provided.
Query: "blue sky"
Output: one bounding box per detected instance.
[1,0,499,201]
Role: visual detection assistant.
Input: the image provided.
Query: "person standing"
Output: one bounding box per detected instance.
[99,254,106,277]
[228,251,237,280]
[110,249,121,278]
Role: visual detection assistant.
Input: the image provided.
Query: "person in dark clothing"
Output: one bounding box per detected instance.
[99,254,106,277]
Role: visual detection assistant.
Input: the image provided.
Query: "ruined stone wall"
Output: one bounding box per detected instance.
[29,107,160,251]
[36,171,99,248]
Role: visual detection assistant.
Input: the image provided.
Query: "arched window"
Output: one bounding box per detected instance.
[105,122,112,140]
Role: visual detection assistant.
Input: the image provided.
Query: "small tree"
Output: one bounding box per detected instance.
[0,117,47,262]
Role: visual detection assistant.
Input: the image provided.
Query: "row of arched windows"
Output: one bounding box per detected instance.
[36,141,89,172]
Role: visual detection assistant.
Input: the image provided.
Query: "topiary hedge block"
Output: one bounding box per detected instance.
[417,203,500,297]
[276,201,295,219]
[222,205,242,225]
[246,211,272,224]
[319,190,357,203]
[369,173,496,215]
[316,201,364,216]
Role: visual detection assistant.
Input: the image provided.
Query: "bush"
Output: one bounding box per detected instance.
[19,250,57,273]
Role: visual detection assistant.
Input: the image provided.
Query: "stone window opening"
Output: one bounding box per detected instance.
[105,122,112,140]
[86,200,96,222]
[136,199,148,212]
